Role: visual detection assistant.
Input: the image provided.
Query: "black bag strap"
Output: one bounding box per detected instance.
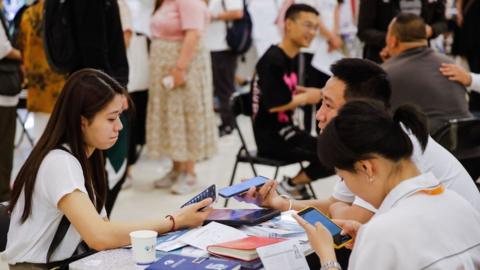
[46,215,70,265]
[45,146,96,269]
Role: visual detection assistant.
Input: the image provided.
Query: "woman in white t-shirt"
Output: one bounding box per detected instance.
[2,69,212,268]
[294,100,480,270]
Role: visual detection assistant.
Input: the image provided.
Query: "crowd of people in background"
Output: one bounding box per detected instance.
[1,0,480,268]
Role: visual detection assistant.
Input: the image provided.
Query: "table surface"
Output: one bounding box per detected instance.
[70,213,311,270]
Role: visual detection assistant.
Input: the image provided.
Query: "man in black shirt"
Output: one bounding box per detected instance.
[252,4,333,198]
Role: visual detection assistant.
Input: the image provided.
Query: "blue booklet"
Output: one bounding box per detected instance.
[147,254,241,270]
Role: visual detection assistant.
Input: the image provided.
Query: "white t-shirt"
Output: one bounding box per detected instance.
[333,125,480,212]
[349,173,480,270]
[205,0,243,52]
[2,149,106,264]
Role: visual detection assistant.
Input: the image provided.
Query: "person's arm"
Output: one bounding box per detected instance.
[58,190,212,250]
[357,0,386,48]
[5,48,21,60]
[0,16,21,61]
[439,63,479,90]
[318,16,343,52]
[329,202,374,224]
[269,86,322,113]
[170,29,200,86]
[211,10,243,21]
[235,180,343,215]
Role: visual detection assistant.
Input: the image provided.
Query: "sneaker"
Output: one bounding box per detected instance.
[277,176,312,200]
[171,173,199,195]
[121,175,133,189]
[154,170,180,188]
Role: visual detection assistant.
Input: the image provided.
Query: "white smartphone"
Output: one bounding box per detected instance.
[162,76,175,90]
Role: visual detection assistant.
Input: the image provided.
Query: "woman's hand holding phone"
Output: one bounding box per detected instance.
[332,219,362,250]
[173,198,213,230]
[293,214,337,263]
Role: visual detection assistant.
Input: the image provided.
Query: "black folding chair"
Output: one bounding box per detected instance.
[431,117,480,189]
[15,93,35,148]
[224,91,317,206]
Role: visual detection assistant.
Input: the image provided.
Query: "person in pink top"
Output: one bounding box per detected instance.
[148,0,217,195]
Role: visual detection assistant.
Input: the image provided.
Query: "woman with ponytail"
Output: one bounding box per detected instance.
[293,99,480,269]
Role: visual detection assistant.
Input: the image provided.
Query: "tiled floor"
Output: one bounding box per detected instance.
[0,112,338,269]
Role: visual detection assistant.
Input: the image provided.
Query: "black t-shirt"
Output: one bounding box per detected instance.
[252,45,304,153]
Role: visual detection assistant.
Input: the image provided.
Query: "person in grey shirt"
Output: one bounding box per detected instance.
[381,13,472,133]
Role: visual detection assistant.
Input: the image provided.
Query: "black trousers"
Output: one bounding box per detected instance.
[127,90,148,166]
[0,106,16,201]
[259,132,333,181]
[211,50,238,127]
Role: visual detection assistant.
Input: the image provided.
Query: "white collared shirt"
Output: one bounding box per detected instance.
[332,124,480,212]
[470,72,480,92]
[349,173,480,270]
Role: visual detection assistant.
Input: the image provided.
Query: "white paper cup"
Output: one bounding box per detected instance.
[129,230,158,265]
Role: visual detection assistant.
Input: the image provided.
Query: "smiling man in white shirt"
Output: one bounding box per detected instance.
[236,58,480,223]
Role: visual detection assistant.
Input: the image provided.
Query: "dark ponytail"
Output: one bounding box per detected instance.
[317,99,428,172]
[393,104,428,151]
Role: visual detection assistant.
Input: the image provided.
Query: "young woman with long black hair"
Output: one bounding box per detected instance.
[2,69,212,268]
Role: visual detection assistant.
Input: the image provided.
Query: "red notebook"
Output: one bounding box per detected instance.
[207,236,286,261]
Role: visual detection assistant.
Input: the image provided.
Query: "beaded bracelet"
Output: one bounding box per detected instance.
[165,215,176,232]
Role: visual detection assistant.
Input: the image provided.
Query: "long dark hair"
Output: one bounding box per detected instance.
[317,99,428,172]
[9,69,128,222]
[153,0,163,13]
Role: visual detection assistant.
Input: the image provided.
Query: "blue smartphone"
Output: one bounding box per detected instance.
[181,184,216,210]
[297,207,352,249]
[218,176,268,198]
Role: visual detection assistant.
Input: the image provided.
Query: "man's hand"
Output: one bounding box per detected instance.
[380,47,391,62]
[234,180,289,210]
[327,35,343,52]
[439,63,472,87]
[269,86,322,113]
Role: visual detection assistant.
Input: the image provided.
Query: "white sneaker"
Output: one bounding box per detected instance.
[170,173,199,195]
[154,170,180,188]
[277,176,311,200]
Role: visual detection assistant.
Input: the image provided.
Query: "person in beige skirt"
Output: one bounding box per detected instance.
[148,0,217,194]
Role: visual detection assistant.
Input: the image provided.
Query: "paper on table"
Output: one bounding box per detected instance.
[156,230,190,252]
[257,240,309,270]
[180,222,247,251]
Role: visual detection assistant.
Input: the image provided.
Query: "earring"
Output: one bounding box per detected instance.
[368,176,374,183]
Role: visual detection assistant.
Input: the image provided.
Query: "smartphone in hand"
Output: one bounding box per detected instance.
[297,207,352,249]
[218,176,268,198]
[181,184,216,210]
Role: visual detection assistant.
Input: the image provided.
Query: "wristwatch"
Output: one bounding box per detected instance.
[320,261,342,270]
